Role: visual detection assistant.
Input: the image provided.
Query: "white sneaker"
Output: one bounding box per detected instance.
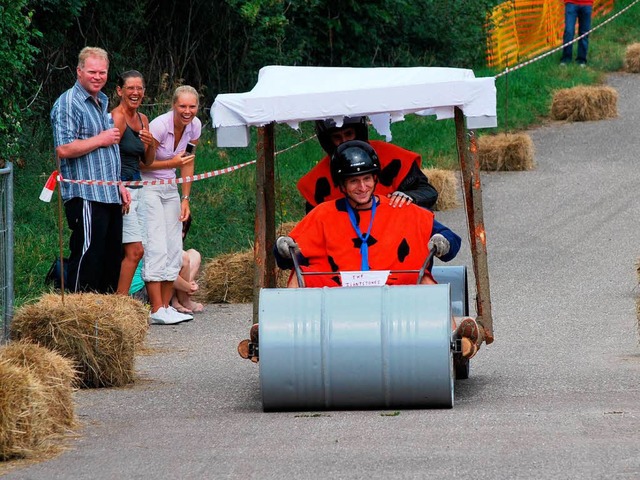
[149,307,183,325]
[166,306,194,323]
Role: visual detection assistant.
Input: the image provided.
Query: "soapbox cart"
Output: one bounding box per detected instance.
[211,66,497,410]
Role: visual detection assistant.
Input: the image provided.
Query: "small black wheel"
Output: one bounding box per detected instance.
[453,353,470,380]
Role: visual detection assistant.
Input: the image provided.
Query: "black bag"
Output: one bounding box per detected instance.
[45,258,68,289]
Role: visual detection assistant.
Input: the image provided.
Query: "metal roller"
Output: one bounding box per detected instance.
[258,284,454,411]
[432,266,471,379]
[432,266,469,317]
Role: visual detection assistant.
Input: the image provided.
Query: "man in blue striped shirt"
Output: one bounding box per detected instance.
[51,46,130,293]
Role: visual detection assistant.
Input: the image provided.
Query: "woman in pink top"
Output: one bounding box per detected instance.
[140,85,201,325]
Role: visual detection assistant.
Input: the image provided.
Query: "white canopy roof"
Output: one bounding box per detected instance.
[211,65,497,147]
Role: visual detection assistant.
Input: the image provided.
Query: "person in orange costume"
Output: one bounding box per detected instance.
[239,140,483,362]
[297,117,438,213]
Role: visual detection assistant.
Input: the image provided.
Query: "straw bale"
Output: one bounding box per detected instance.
[277,221,299,237]
[624,43,640,73]
[202,221,299,303]
[107,295,149,349]
[0,341,76,431]
[202,250,254,303]
[423,168,459,211]
[10,293,140,388]
[0,361,50,460]
[478,133,535,171]
[550,86,618,122]
[202,249,290,303]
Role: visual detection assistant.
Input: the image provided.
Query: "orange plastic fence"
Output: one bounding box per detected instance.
[487,0,614,68]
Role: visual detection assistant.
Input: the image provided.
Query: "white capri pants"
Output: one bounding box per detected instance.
[139,181,183,282]
[122,187,144,244]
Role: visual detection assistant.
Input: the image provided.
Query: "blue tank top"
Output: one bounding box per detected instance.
[119,113,145,186]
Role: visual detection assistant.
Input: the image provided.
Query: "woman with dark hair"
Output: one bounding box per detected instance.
[111,70,155,295]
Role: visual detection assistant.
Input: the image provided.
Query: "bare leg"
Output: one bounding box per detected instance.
[147,280,174,313]
[172,252,192,312]
[117,242,144,295]
[175,249,203,312]
[184,249,201,282]
[161,281,173,307]
[147,281,163,313]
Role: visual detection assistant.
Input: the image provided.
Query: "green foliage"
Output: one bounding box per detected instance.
[0,1,41,163]
[223,0,500,75]
[26,0,503,117]
[28,0,148,108]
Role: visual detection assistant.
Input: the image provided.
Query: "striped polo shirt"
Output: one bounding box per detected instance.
[50,81,121,204]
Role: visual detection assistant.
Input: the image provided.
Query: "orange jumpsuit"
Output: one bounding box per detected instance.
[287,196,440,287]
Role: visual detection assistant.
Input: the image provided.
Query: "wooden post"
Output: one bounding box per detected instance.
[454,107,494,344]
[253,123,277,324]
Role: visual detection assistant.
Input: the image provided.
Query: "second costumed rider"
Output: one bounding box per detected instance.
[297,116,439,213]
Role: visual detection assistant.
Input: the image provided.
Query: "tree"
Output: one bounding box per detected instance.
[0,1,41,164]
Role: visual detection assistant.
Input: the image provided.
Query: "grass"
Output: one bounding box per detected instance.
[11,0,640,306]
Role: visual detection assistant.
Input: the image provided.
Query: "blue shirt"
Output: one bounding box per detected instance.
[50,81,121,203]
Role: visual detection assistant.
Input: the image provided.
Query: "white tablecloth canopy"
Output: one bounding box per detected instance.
[211,65,497,147]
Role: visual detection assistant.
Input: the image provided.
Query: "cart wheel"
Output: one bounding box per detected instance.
[453,353,470,380]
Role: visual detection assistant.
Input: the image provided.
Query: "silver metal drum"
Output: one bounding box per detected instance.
[432,266,468,317]
[258,284,453,411]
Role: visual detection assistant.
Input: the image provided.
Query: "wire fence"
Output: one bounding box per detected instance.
[0,163,14,342]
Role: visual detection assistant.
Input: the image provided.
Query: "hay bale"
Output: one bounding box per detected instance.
[277,221,299,237]
[108,295,149,349]
[423,168,459,211]
[550,86,618,122]
[0,361,50,460]
[478,133,535,171]
[0,341,76,431]
[624,43,640,73]
[202,222,299,303]
[202,250,254,303]
[10,293,141,388]
[202,249,290,303]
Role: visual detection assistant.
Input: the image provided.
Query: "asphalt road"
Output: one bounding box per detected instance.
[4,73,640,480]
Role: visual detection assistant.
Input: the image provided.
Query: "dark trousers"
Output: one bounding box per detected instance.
[64,198,123,293]
[561,3,593,64]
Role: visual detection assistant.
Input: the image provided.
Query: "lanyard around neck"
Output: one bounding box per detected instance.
[346,198,377,271]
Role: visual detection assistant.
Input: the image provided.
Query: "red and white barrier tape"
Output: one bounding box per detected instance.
[41,133,318,201]
[59,159,257,187]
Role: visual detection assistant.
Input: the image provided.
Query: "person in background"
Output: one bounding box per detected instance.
[297,116,438,213]
[140,85,200,325]
[50,46,130,293]
[171,215,204,314]
[112,70,155,295]
[560,0,593,67]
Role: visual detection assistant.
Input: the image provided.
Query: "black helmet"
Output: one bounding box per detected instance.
[330,140,380,187]
[315,116,369,155]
